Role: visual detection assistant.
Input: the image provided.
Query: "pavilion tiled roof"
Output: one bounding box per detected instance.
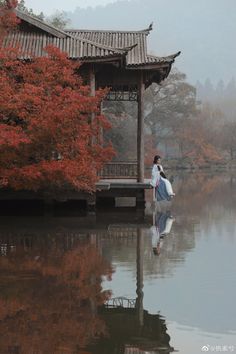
[65,24,180,67]
[3,31,130,60]
[2,9,131,60]
[2,10,180,67]
[65,26,151,66]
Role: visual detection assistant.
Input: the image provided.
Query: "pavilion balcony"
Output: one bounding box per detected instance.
[99,161,137,179]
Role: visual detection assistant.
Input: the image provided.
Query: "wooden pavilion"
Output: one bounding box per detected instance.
[4,10,180,181]
[1,10,180,208]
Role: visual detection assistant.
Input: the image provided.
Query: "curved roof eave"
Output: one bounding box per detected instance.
[126,51,181,69]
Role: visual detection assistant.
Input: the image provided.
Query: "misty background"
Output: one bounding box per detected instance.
[25,0,236,86]
[23,0,236,164]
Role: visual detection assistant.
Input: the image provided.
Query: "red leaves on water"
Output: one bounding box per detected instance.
[0,243,113,352]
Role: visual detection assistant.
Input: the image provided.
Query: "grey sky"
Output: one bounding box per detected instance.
[24,0,117,14]
[24,0,236,86]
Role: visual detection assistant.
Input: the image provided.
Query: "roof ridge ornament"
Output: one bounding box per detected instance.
[148,22,153,31]
[167,51,181,59]
[141,22,153,35]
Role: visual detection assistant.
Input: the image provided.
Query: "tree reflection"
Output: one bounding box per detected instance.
[173,173,223,215]
[0,243,113,353]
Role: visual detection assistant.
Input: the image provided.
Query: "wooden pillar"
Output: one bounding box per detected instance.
[87,193,96,214]
[89,65,96,129]
[89,64,103,146]
[98,100,104,145]
[137,71,145,182]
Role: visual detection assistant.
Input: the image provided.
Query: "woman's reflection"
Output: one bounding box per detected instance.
[150,210,175,255]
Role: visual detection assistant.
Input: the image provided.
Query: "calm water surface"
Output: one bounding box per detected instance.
[0,172,236,354]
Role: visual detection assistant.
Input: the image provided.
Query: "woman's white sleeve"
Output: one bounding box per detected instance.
[150,165,159,187]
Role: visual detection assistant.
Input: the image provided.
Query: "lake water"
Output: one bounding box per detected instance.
[0,172,236,354]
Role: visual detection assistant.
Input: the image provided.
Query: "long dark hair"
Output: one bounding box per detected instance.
[153,155,161,164]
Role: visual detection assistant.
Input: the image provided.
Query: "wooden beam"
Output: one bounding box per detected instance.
[137,71,145,182]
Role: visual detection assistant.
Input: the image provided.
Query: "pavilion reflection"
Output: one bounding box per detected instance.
[88,227,174,354]
[0,213,174,353]
[89,306,173,354]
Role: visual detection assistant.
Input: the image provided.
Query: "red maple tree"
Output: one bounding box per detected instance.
[0,1,114,192]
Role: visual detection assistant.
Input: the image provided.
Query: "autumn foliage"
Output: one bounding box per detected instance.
[175,117,222,165]
[0,2,114,192]
[0,0,19,37]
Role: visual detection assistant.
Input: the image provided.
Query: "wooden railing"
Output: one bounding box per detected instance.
[105,297,136,308]
[99,161,137,179]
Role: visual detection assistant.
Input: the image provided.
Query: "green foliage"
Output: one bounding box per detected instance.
[103,101,137,161]
[103,68,229,166]
[47,11,70,30]
[17,0,45,20]
[217,121,236,159]
[144,69,198,137]
[16,0,70,29]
